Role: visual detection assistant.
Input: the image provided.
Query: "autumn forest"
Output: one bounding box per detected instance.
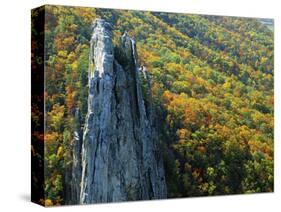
[31,5,274,206]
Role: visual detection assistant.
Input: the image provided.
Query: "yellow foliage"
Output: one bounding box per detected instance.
[45,199,53,207]
[71,61,78,71]
[62,36,75,47]
[176,129,190,139]
[58,50,68,58]
[222,81,231,89]
[56,146,63,159]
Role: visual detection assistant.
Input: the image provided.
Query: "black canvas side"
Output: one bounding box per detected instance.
[31,5,45,207]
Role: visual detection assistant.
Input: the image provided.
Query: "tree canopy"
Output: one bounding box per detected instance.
[33,5,273,205]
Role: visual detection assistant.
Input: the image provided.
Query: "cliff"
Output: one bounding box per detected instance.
[79,19,167,204]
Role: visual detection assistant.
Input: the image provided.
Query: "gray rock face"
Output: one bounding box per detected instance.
[70,108,82,204]
[80,19,167,204]
[64,108,82,205]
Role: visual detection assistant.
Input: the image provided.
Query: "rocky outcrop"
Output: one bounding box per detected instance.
[70,108,82,204]
[64,108,82,205]
[79,19,167,204]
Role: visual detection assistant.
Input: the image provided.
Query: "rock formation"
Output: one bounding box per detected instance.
[70,108,82,204]
[79,19,167,204]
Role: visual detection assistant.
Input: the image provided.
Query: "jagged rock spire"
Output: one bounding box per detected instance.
[80,19,167,204]
[89,18,113,79]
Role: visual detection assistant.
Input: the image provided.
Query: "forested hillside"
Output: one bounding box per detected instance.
[32,5,273,205]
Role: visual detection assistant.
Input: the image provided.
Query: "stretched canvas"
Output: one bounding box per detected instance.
[31,4,274,207]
